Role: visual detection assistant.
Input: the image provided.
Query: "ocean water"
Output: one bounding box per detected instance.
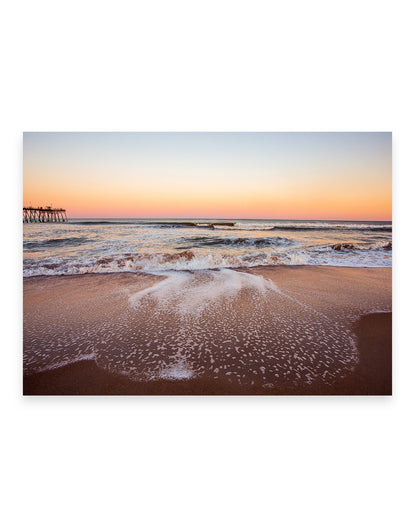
[23,218,392,277]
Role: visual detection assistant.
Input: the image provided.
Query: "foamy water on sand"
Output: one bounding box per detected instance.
[23,267,391,390]
[23,218,392,277]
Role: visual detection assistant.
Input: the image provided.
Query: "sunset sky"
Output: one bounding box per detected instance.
[23,132,392,220]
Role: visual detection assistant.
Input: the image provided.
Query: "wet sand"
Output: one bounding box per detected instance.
[23,267,392,395]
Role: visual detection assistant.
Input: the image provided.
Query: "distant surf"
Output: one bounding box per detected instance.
[23,218,392,276]
[270,224,392,232]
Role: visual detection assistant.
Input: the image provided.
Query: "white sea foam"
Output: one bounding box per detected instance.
[129,268,278,316]
[23,244,392,277]
[25,265,392,387]
[122,268,363,386]
[23,218,392,276]
[156,359,195,380]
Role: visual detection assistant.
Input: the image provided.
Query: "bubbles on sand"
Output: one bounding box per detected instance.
[102,270,361,388]
[156,358,195,380]
[24,268,383,391]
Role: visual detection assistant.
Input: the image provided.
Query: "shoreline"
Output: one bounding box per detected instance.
[23,266,392,395]
[23,262,392,280]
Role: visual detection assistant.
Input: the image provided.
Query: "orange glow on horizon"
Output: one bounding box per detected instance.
[23,168,392,221]
[23,132,392,221]
[23,185,392,221]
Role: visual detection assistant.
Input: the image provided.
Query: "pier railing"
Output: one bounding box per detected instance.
[23,207,68,223]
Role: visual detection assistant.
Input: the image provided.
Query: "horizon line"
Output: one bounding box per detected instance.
[65,216,392,222]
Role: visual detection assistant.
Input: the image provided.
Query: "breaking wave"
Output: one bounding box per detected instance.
[23,241,393,276]
[156,221,235,229]
[23,218,392,276]
[177,236,293,248]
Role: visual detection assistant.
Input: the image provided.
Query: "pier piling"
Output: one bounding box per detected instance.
[23,206,68,223]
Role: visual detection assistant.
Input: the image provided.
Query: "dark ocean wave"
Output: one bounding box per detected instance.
[24,237,92,250]
[270,225,392,232]
[69,220,129,225]
[330,241,392,251]
[177,236,293,248]
[157,222,235,229]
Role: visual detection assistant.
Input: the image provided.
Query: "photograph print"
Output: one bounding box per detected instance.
[23,132,392,395]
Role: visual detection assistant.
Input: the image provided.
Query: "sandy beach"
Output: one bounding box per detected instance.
[23,266,391,395]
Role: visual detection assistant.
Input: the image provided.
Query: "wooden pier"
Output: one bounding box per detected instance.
[23,206,68,223]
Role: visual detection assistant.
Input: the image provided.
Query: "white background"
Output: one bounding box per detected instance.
[1,1,415,519]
